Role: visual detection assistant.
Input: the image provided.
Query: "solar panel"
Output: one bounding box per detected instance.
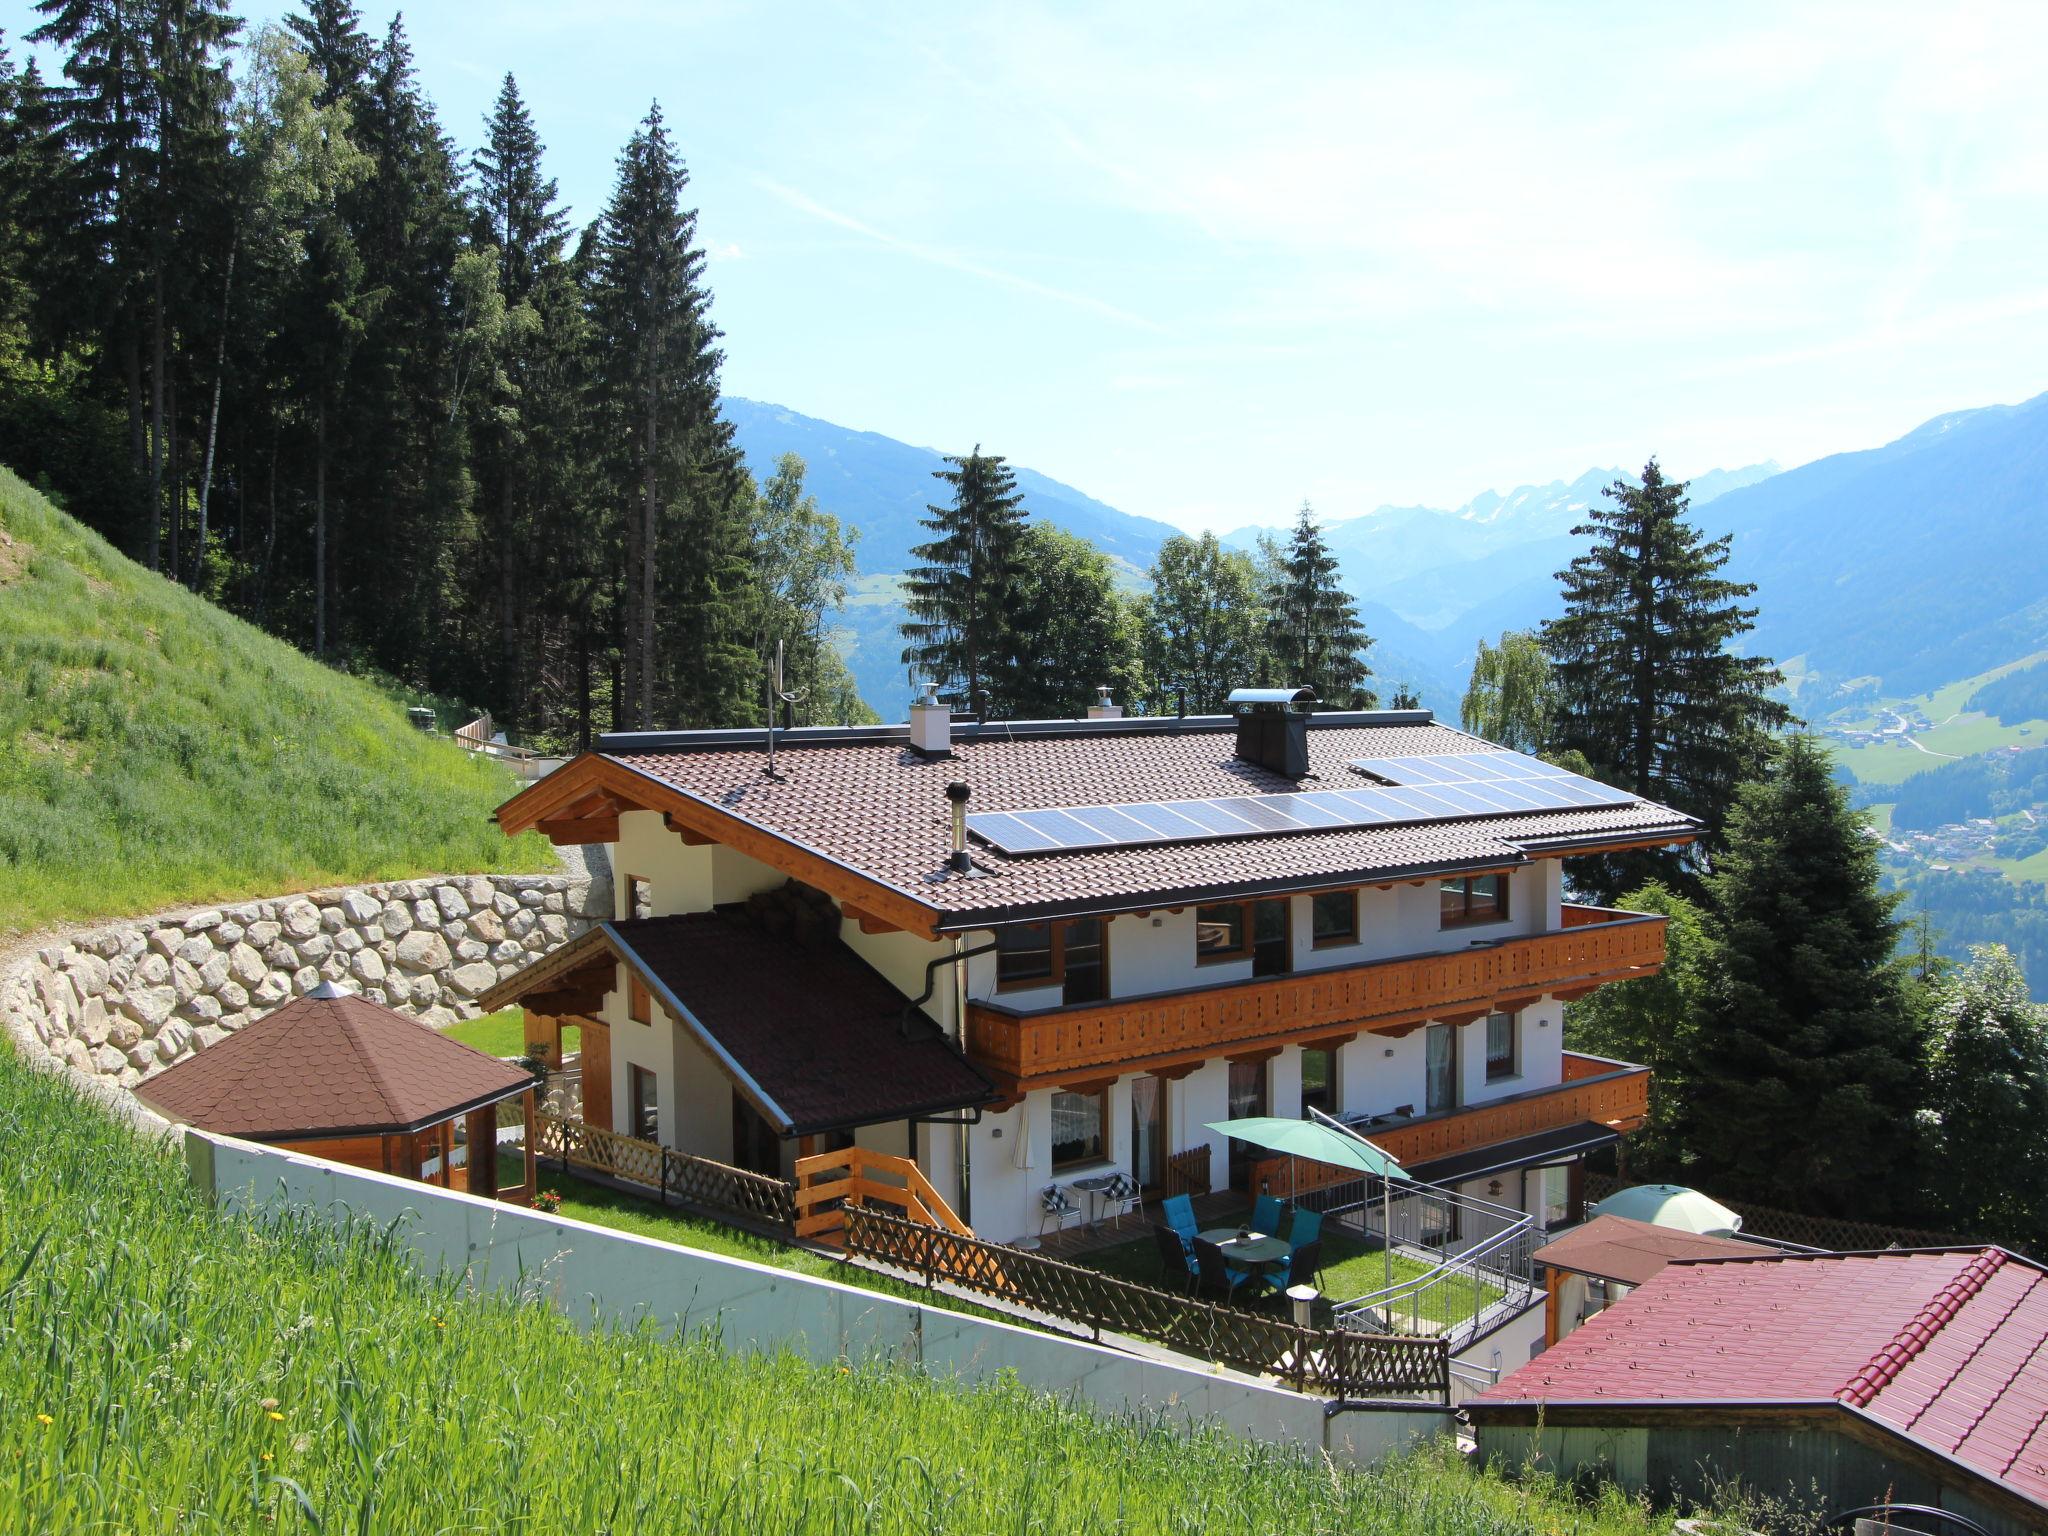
[960,744,1647,857]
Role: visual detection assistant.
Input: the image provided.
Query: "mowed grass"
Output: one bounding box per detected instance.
[0,1045,1691,1534]
[439,1005,529,1057]
[0,467,557,934]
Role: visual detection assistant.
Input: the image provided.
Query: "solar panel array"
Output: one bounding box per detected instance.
[964,747,1639,856]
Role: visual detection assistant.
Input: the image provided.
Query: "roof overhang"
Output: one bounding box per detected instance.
[137,1078,533,1142]
[1403,1121,1622,1187]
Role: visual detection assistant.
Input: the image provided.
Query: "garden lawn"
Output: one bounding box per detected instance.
[0,467,557,934]
[440,1005,529,1056]
[0,1042,1701,1533]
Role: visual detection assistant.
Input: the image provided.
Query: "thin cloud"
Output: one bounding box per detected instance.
[755,177,1172,336]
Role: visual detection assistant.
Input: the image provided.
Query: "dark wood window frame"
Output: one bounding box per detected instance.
[1484,1010,1519,1082]
[1195,902,1254,965]
[1049,1084,1111,1170]
[995,919,1110,999]
[1440,873,1510,929]
[1310,889,1360,948]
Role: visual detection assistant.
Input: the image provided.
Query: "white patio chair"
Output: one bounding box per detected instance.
[1102,1171,1144,1230]
[1038,1184,1083,1238]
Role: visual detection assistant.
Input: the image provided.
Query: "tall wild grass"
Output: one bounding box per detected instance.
[0,1044,1688,1533]
[0,467,557,934]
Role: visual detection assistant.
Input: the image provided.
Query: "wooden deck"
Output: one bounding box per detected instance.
[1029,1189,1248,1262]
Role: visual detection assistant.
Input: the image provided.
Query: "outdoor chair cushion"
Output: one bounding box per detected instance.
[1251,1194,1283,1237]
[1288,1207,1323,1247]
[1162,1193,1197,1236]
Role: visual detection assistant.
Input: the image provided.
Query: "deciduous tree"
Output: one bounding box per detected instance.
[1140,532,1269,715]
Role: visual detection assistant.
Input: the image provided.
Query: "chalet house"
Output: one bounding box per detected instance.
[483,693,1689,1250]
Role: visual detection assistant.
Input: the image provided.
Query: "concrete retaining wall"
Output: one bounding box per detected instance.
[189,1129,1450,1468]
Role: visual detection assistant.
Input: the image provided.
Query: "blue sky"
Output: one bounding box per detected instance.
[13,1,2048,530]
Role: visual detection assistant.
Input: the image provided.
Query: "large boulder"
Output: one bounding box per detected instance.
[394,931,451,973]
[340,890,382,925]
[280,899,322,940]
[448,961,498,998]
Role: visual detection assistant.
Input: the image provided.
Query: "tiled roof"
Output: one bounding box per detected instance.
[536,914,996,1136]
[595,717,1695,927]
[136,989,534,1139]
[1471,1247,2048,1511]
[1531,1213,1765,1287]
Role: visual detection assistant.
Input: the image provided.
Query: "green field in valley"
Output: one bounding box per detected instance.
[0,469,559,934]
[0,1041,1715,1534]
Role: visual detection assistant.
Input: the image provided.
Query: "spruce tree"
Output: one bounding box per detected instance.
[1264,502,1373,705]
[1541,459,1792,903]
[1678,735,1923,1218]
[588,102,749,729]
[899,447,1028,716]
[1921,944,2048,1249]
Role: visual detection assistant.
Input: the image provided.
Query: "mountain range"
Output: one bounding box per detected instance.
[728,392,2048,722]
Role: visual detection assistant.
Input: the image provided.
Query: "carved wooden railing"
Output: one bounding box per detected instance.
[964,911,1666,1089]
[844,1206,1449,1402]
[1359,1056,1650,1168]
[536,1112,795,1231]
[793,1145,972,1246]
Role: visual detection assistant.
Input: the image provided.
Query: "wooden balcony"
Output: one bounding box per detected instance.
[1361,1052,1651,1168]
[963,906,1666,1093]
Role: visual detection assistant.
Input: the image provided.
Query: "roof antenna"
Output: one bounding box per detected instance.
[763,638,807,781]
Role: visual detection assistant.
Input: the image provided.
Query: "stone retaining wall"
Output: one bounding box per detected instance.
[1,869,610,1094]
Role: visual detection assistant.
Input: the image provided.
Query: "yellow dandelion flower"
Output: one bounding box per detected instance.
[266,1411,285,1422]
[261,1452,274,1463]
[34,1414,53,1426]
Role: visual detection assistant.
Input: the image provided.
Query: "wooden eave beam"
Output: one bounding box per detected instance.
[538,814,620,846]
[841,903,903,935]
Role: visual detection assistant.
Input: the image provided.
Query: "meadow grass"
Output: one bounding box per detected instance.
[439,1005,529,1057]
[0,1044,1692,1534]
[0,468,558,934]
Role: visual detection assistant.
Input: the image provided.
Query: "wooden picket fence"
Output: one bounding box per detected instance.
[536,1113,795,1232]
[844,1205,1449,1402]
[1162,1144,1211,1198]
[792,1145,971,1245]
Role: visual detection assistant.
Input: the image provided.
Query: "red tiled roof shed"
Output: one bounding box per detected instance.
[1470,1247,2048,1519]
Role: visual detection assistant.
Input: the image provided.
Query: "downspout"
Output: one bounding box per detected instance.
[898,937,997,1227]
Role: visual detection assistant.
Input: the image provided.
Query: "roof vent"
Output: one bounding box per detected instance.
[1087,686,1123,720]
[1228,686,1317,778]
[909,681,951,757]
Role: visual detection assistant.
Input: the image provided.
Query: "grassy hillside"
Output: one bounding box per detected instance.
[0,1047,1695,1534]
[0,468,556,933]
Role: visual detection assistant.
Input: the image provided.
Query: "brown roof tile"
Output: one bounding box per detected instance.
[136,988,535,1139]
[600,717,1695,926]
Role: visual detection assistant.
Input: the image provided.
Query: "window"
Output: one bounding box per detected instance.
[1226,1057,1268,1190]
[1310,890,1358,947]
[1425,1023,1458,1114]
[623,874,652,921]
[996,919,1108,1004]
[629,1065,659,1143]
[1300,1047,1335,1117]
[1484,1011,1518,1081]
[1538,1164,1573,1229]
[628,973,652,1025]
[1050,1087,1108,1169]
[1195,903,1249,963]
[1252,899,1291,977]
[1440,873,1508,928]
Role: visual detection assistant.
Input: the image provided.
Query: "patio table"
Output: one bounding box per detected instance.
[1071,1173,1119,1231]
[1198,1228,1290,1268]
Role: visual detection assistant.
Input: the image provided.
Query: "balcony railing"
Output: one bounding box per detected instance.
[1354,1052,1650,1168]
[963,906,1665,1091]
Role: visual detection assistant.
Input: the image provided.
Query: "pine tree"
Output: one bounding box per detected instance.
[1921,944,2048,1249]
[899,447,1029,715]
[588,102,750,729]
[1141,532,1270,714]
[1678,735,1924,1218]
[1264,502,1373,704]
[471,74,565,305]
[1541,459,1793,903]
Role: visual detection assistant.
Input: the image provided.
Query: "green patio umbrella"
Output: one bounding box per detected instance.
[1206,1117,1412,1289]
[1590,1183,1742,1237]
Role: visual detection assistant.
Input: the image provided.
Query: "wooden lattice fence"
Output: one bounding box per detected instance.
[1583,1172,1977,1254]
[843,1205,1448,1402]
[537,1113,795,1232]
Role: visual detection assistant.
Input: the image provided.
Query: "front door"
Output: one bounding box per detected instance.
[1131,1075,1165,1191]
[1226,1058,1268,1191]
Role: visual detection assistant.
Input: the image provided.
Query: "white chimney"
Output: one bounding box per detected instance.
[910,681,952,755]
[1087,686,1123,720]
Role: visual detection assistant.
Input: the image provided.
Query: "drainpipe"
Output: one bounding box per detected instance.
[953,933,972,1223]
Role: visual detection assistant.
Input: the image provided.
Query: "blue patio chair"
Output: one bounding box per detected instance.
[1288,1207,1323,1248]
[1192,1236,1267,1304]
[1251,1193,1283,1238]
[1162,1192,1198,1240]
[1151,1223,1197,1292]
[1281,1237,1323,1291]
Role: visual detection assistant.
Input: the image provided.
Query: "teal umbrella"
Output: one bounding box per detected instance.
[1590,1183,1742,1237]
[1206,1116,1411,1289]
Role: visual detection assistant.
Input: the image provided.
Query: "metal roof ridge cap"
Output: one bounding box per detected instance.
[595,708,1437,753]
[1836,1248,2011,1410]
